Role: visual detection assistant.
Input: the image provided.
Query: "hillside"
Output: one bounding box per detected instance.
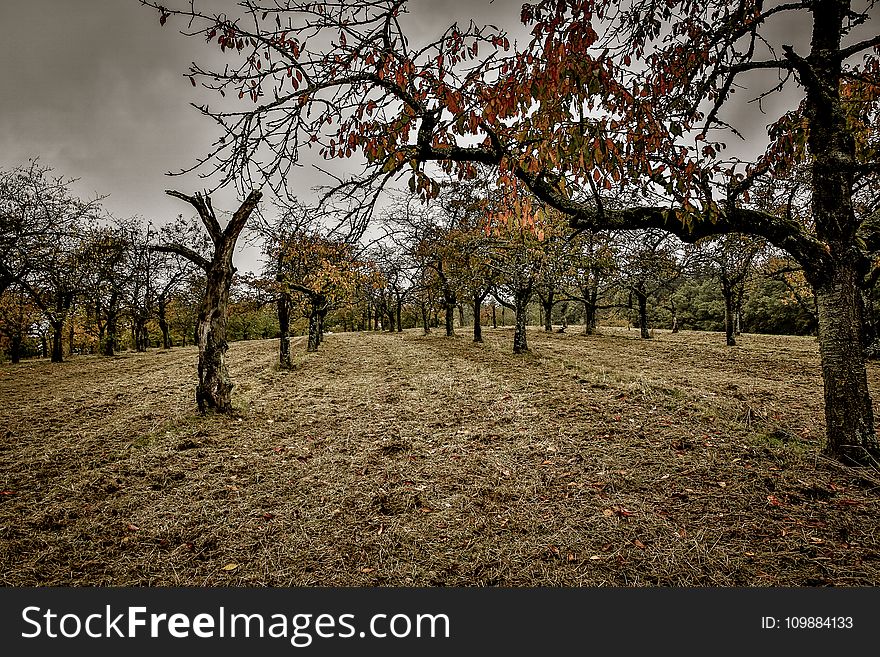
[1,327,878,586]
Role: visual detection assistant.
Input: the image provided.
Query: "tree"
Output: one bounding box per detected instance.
[146,1,880,460]
[154,190,262,413]
[613,230,684,339]
[274,230,366,352]
[566,229,618,334]
[697,235,766,346]
[0,284,41,363]
[1,162,102,362]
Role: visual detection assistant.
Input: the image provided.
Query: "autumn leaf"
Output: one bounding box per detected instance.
[222,563,239,571]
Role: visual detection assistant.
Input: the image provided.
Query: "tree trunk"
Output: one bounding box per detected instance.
[158,298,171,349]
[513,290,530,354]
[458,303,466,328]
[396,298,403,333]
[40,335,48,359]
[473,295,483,343]
[583,298,597,335]
[445,301,455,337]
[103,313,118,357]
[723,286,736,347]
[278,293,293,369]
[50,320,64,363]
[635,290,650,339]
[542,289,554,332]
[814,261,880,463]
[195,265,235,412]
[491,304,497,329]
[68,307,75,356]
[420,303,430,335]
[307,308,320,352]
[10,334,21,364]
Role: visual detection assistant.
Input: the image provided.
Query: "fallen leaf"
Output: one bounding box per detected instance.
[603,508,614,517]
[361,567,374,573]
[261,513,275,520]
[808,537,825,544]
[633,539,646,549]
[767,495,782,507]
[0,490,15,495]
[222,563,239,571]
[126,523,139,531]
[589,555,602,561]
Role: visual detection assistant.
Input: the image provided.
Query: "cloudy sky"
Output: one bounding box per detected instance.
[0,1,868,271]
[0,0,521,270]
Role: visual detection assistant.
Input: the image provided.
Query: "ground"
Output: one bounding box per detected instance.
[1,326,878,586]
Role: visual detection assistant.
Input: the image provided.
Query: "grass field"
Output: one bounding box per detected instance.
[1,326,878,586]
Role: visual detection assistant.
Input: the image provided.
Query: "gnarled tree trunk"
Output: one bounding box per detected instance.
[814,259,878,462]
[155,189,262,413]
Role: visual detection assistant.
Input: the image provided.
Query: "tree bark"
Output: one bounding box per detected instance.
[9,334,21,364]
[307,308,321,352]
[635,289,650,339]
[583,298,597,335]
[513,289,530,354]
[158,297,171,350]
[103,312,118,357]
[421,302,430,335]
[814,261,880,462]
[50,320,64,363]
[722,282,736,346]
[444,301,455,337]
[473,294,483,343]
[278,292,293,369]
[542,289,554,332]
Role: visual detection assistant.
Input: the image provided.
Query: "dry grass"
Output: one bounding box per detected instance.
[1,326,879,586]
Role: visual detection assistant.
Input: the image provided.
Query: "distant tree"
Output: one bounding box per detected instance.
[154,189,262,413]
[565,230,617,334]
[0,283,41,363]
[697,236,767,346]
[614,230,684,339]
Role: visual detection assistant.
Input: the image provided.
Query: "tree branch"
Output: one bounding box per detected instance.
[151,243,211,271]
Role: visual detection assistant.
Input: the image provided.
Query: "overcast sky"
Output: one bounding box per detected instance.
[0,0,523,270]
[0,1,870,272]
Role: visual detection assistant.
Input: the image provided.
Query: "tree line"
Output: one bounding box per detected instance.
[2,158,821,371]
